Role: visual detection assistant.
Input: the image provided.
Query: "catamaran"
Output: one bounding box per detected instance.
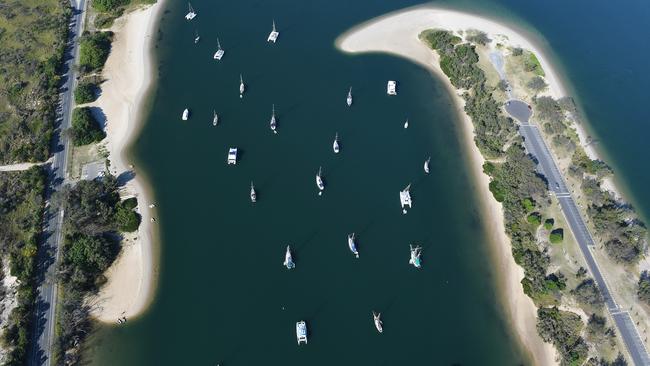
[250,182,256,203]
[347,233,359,258]
[404,118,409,129]
[296,321,307,345]
[400,184,412,214]
[227,148,238,165]
[185,3,197,20]
[194,30,200,43]
[268,20,279,43]
[387,80,397,95]
[333,133,340,154]
[213,38,225,60]
[409,244,423,269]
[239,74,245,98]
[316,167,325,195]
[284,245,295,269]
[181,108,189,121]
[373,312,383,333]
[212,110,218,126]
[346,87,352,107]
[270,104,277,134]
[424,157,430,174]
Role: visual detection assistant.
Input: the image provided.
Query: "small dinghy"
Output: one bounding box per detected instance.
[284,245,295,269]
[404,118,409,129]
[348,233,359,258]
[424,157,430,174]
[194,30,200,43]
[212,110,218,126]
[181,108,189,121]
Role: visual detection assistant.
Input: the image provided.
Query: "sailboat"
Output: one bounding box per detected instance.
[270,104,277,134]
[347,233,359,258]
[424,157,430,174]
[194,30,200,43]
[409,244,423,269]
[213,38,225,60]
[185,2,197,20]
[316,167,325,195]
[250,182,257,203]
[346,87,352,107]
[404,118,409,129]
[239,74,245,98]
[267,20,279,43]
[181,108,189,121]
[400,183,412,214]
[284,245,295,269]
[373,312,383,333]
[212,110,218,126]
[333,133,340,154]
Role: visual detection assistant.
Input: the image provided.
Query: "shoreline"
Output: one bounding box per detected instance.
[336,6,560,364]
[87,1,164,323]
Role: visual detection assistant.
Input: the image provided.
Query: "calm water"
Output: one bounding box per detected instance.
[88,0,650,365]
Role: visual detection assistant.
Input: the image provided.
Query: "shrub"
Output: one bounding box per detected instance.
[638,271,650,305]
[524,52,545,76]
[79,32,113,72]
[71,107,105,146]
[74,82,98,104]
[549,228,564,243]
[92,0,130,12]
[544,218,554,230]
[522,197,535,212]
[115,199,141,232]
[512,47,523,56]
[527,76,547,92]
[466,30,490,45]
[527,212,542,226]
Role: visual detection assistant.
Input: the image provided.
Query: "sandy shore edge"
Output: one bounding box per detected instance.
[87,0,164,323]
[336,6,561,364]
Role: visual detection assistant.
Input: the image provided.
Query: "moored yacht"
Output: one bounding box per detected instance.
[284,245,295,269]
[347,233,359,258]
[239,74,245,98]
[185,2,197,20]
[270,104,277,134]
[316,167,325,195]
[346,87,352,107]
[333,133,340,154]
[373,312,383,333]
[213,38,225,60]
[400,184,412,214]
[227,147,238,165]
[268,20,279,43]
[424,157,430,174]
[404,118,409,129]
[181,108,189,121]
[296,321,307,345]
[250,182,256,203]
[409,244,423,269]
[212,110,218,126]
[387,80,397,95]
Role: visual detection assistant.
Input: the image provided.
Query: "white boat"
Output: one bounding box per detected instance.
[270,104,277,134]
[212,110,218,126]
[267,20,279,43]
[250,182,256,203]
[239,74,245,98]
[409,244,423,269]
[348,233,359,258]
[181,108,189,121]
[296,321,307,345]
[213,38,225,60]
[227,148,238,165]
[194,30,200,43]
[400,184,412,214]
[185,2,197,20]
[387,80,397,95]
[404,119,409,129]
[424,157,430,174]
[373,312,383,333]
[316,167,325,195]
[284,245,295,269]
[346,87,352,107]
[333,133,340,154]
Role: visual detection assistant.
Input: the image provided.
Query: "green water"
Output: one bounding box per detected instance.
[87,0,650,364]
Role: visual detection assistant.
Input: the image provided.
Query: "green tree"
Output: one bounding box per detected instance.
[70,107,105,146]
[74,82,98,104]
[79,32,113,72]
[92,0,130,12]
[549,228,564,243]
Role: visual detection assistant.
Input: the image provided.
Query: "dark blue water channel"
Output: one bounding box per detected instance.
[88,0,650,364]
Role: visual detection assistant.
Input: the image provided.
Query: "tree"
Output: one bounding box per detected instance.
[549,228,564,243]
[115,202,141,232]
[92,0,130,12]
[70,107,105,146]
[527,76,547,92]
[572,279,604,308]
[79,32,113,72]
[74,82,98,104]
[537,307,588,365]
[466,30,490,45]
[638,271,650,305]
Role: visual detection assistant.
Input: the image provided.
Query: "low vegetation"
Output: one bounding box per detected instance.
[70,107,105,146]
[638,271,650,305]
[92,0,156,29]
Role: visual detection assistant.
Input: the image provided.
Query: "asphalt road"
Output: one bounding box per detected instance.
[28,0,86,365]
[506,99,650,366]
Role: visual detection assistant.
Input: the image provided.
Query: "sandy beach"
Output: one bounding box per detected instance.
[336,6,561,364]
[87,1,163,323]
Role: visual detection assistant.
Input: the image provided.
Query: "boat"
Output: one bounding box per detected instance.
[181,108,189,121]
[373,312,383,333]
[213,38,225,60]
[400,183,412,214]
[185,2,197,20]
[284,245,295,269]
[424,157,430,174]
[348,233,359,258]
[346,87,352,107]
[404,119,409,129]
[239,74,245,98]
[296,321,307,345]
[267,20,279,43]
[270,104,277,134]
[409,244,423,269]
[212,110,218,126]
[387,80,397,95]
[333,133,340,154]
[194,30,200,43]
[250,182,256,203]
[316,166,325,195]
[227,148,238,165]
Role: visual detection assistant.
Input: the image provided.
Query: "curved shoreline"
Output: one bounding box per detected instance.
[88,0,165,323]
[335,6,561,364]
